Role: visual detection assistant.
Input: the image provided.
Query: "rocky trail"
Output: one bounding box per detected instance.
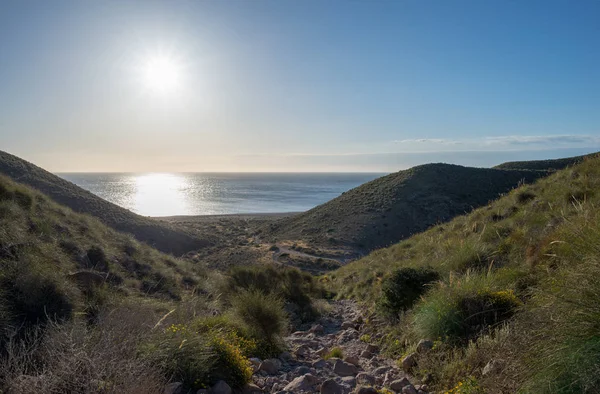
[245,300,430,394]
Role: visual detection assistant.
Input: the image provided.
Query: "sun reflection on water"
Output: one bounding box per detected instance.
[132,173,190,216]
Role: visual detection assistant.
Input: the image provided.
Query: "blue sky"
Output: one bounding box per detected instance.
[0,0,599,172]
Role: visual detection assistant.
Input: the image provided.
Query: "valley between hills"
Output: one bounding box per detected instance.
[0,149,599,394]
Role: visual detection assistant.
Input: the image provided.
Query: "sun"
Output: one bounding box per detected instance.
[141,55,182,94]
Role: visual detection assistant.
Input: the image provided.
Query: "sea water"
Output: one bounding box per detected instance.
[58,173,383,217]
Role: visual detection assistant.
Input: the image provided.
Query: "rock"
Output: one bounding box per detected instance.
[372,366,391,376]
[164,382,183,394]
[341,376,357,387]
[259,359,281,375]
[211,380,232,394]
[366,344,380,354]
[352,316,364,325]
[356,373,376,386]
[344,355,360,366]
[415,384,429,392]
[196,390,209,394]
[249,357,262,372]
[313,358,328,369]
[321,379,343,394]
[316,347,329,357]
[482,359,504,376]
[294,345,311,358]
[389,377,411,391]
[242,383,264,393]
[402,384,418,394]
[354,387,378,394]
[310,324,325,334]
[416,339,434,354]
[295,365,311,375]
[401,353,417,372]
[326,357,341,365]
[341,321,355,329]
[279,352,293,362]
[359,350,372,359]
[284,374,321,391]
[333,359,358,377]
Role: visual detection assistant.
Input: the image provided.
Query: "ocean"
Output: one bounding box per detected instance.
[58,173,384,217]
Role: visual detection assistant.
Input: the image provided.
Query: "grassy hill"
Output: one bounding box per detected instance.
[266,163,549,252]
[329,153,600,393]
[494,152,596,171]
[0,173,325,392]
[0,150,208,255]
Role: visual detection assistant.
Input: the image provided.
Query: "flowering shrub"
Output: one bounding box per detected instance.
[444,377,484,394]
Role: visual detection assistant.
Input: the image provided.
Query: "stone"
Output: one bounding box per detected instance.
[341,376,356,387]
[359,350,372,359]
[284,374,321,391]
[249,357,262,372]
[313,359,328,369]
[279,352,293,362]
[333,359,358,377]
[295,365,311,375]
[259,359,281,375]
[416,339,434,354]
[372,366,391,376]
[310,324,325,334]
[482,359,504,376]
[242,383,264,394]
[356,373,376,386]
[354,387,378,394]
[402,384,418,394]
[341,321,355,329]
[316,347,329,357]
[344,355,360,366]
[196,390,209,394]
[389,377,411,391]
[164,382,183,394]
[401,353,417,372]
[211,380,232,394]
[321,378,343,394]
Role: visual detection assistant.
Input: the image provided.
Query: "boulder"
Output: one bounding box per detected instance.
[294,366,311,375]
[211,380,232,394]
[279,352,293,362]
[321,378,343,394]
[401,353,417,372]
[389,377,411,391]
[316,347,329,357]
[313,359,328,369]
[356,373,376,386]
[359,350,372,359]
[294,345,311,358]
[341,376,356,387]
[341,321,355,330]
[249,357,262,372]
[284,374,321,391]
[333,359,358,377]
[344,355,360,367]
[259,359,281,375]
[372,366,391,376]
[416,340,434,354]
[164,382,183,394]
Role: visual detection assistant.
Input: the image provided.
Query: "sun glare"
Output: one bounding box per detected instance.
[141,55,182,94]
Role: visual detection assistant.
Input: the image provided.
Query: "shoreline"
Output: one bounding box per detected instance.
[154,211,300,222]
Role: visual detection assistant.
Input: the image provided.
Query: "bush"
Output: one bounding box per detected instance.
[229,290,288,358]
[413,285,520,343]
[325,347,344,359]
[378,267,440,318]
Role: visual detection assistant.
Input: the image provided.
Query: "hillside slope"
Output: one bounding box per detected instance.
[493,151,596,171]
[330,153,600,393]
[0,150,208,255]
[266,163,548,251]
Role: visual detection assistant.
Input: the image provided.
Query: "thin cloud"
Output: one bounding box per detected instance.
[394,135,600,149]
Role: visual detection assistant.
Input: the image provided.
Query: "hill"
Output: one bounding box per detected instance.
[329,153,600,393]
[0,173,326,393]
[493,151,596,171]
[0,150,208,255]
[265,163,548,252]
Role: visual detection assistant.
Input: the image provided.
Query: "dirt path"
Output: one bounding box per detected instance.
[271,244,343,266]
[249,300,429,394]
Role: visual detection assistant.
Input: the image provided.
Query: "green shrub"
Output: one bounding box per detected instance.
[413,285,520,343]
[325,346,344,359]
[378,267,440,318]
[229,290,288,358]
